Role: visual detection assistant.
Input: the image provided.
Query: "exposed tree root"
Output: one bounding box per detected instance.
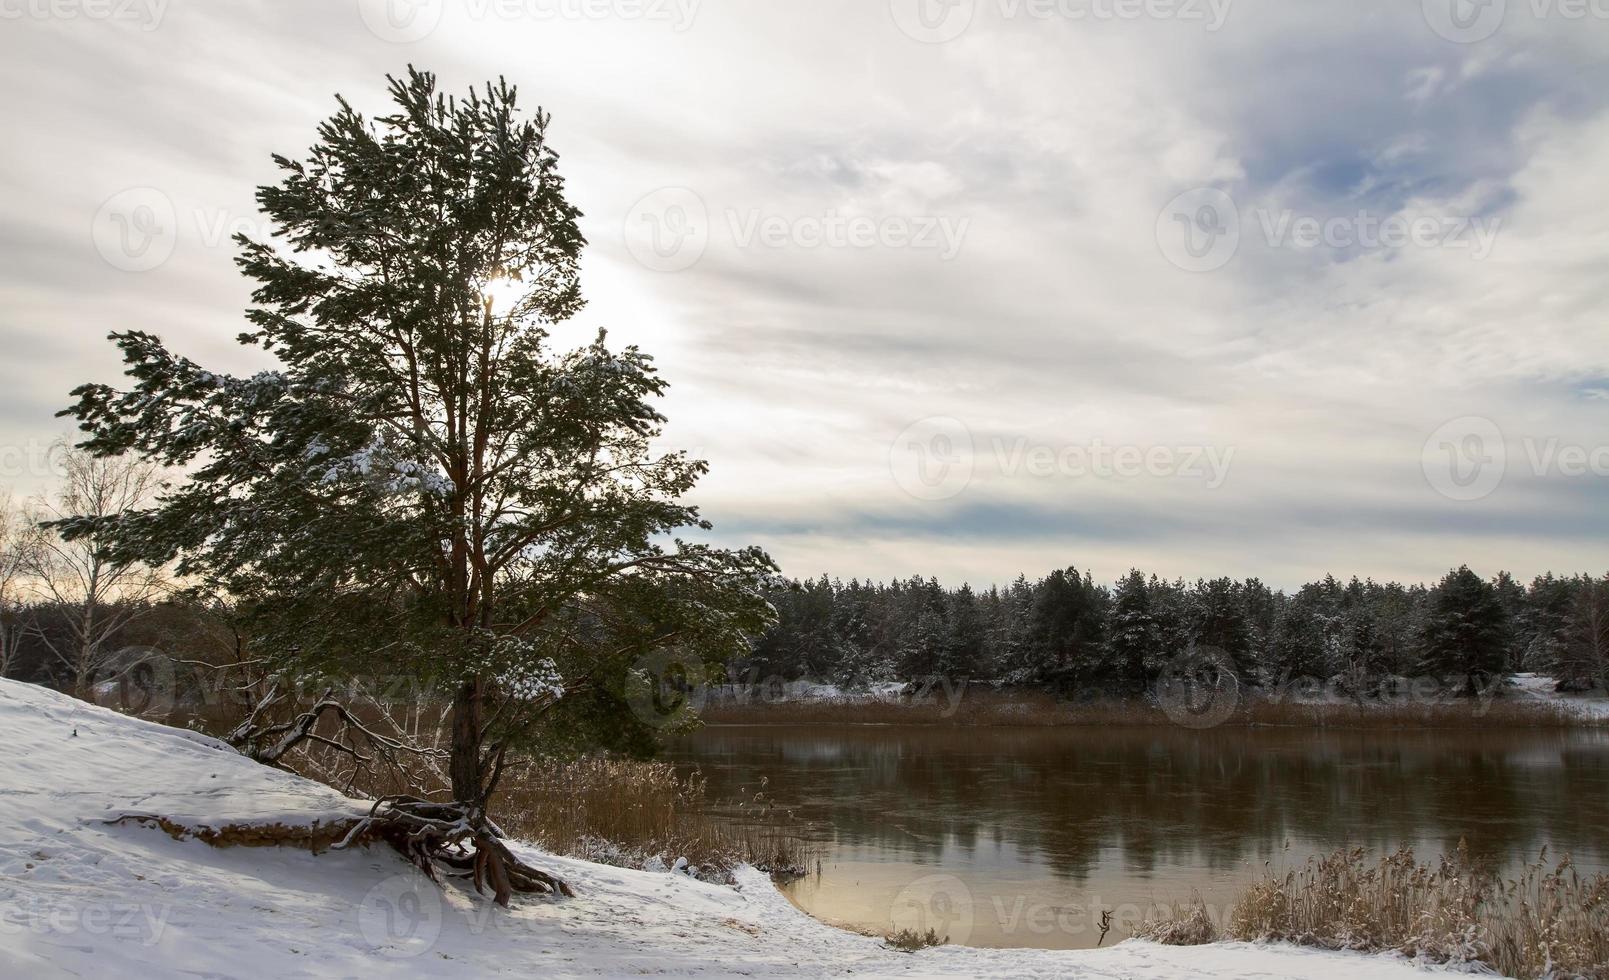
[108,797,573,906]
[334,796,573,905]
[104,813,363,851]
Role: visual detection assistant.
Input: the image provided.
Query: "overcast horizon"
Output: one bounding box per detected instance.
[3,0,1608,592]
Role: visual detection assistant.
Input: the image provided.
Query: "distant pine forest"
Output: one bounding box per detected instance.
[5,565,1606,702]
[739,566,1609,696]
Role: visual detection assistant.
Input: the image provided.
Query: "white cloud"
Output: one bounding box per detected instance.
[2,0,1607,589]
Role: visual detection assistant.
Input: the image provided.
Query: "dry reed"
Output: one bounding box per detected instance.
[1136,844,1609,979]
[496,756,816,882]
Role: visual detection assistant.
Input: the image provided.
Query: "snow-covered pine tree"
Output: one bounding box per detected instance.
[1107,569,1158,695]
[1560,574,1609,690]
[1418,566,1509,696]
[58,66,775,903]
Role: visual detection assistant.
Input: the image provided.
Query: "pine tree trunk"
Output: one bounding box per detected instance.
[450,676,487,806]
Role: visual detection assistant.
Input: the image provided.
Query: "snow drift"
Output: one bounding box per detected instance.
[0,677,1450,978]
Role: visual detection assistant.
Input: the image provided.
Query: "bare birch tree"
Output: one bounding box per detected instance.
[0,493,42,678]
[26,447,167,696]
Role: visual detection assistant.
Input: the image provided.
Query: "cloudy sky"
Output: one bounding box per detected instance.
[2,0,1607,590]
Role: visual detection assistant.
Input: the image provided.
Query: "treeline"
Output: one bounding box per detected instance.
[0,598,235,695]
[6,564,1609,703]
[740,566,1609,696]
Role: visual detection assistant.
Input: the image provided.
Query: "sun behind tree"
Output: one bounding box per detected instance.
[59,66,775,902]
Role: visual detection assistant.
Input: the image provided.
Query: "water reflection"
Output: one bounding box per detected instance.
[667,725,1609,949]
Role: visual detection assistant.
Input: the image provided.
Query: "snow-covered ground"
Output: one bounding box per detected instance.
[0,678,1454,979]
[1507,672,1609,719]
[704,679,911,705]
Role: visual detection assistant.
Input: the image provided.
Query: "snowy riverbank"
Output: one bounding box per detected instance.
[0,677,1456,978]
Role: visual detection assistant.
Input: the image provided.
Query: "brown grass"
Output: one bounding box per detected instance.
[1240,698,1597,730]
[699,689,1602,729]
[495,756,816,882]
[884,927,946,952]
[1136,844,1609,979]
[1133,900,1220,946]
